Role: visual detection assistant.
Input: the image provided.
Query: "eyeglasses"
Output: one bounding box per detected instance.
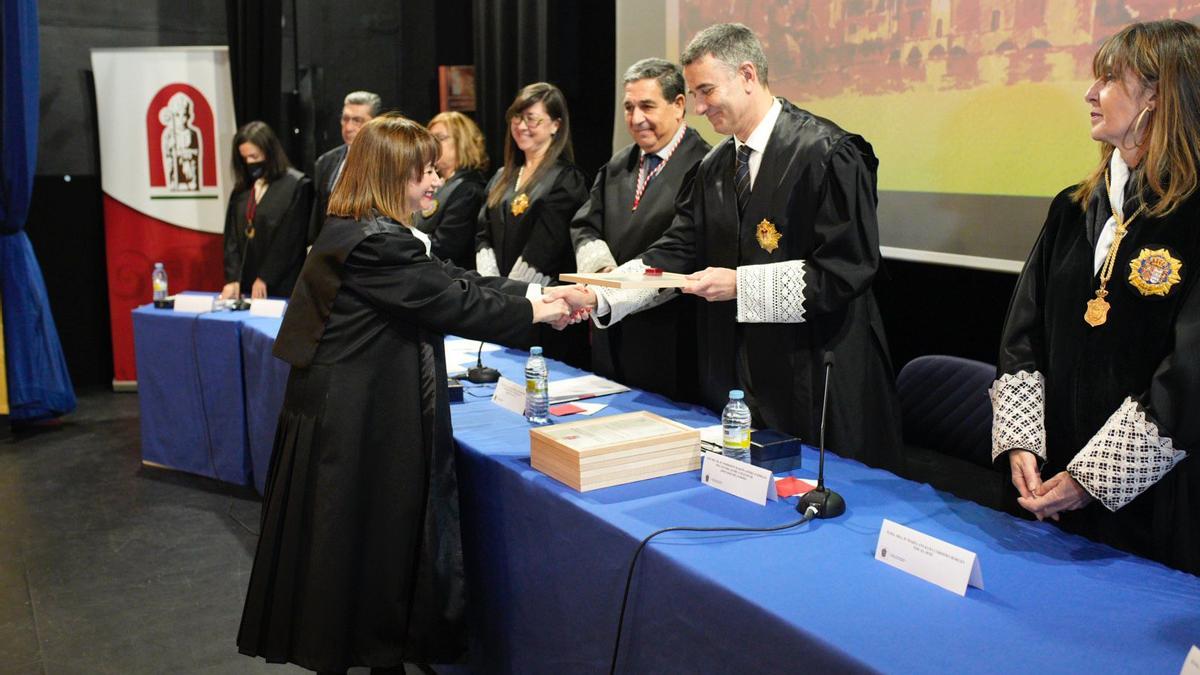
[511,113,549,129]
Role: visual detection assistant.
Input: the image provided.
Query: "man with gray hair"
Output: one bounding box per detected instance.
[569,58,710,400]
[309,90,382,242]
[551,24,902,471]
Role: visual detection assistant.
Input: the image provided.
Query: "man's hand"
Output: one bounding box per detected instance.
[220,281,241,300]
[1017,470,1093,521]
[544,285,596,316]
[682,267,737,302]
[251,278,268,300]
[531,297,571,326]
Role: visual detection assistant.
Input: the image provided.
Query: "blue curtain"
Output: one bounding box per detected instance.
[1,0,76,421]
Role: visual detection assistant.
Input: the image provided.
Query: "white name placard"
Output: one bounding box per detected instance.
[491,376,526,416]
[1180,645,1200,675]
[249,298,287,318]
[875,519,983,596]
[700,452,778,505]
[173,293,216,313]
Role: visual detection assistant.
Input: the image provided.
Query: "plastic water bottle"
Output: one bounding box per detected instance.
[524,346,549,425]
[722,389,752,462]
[152,263,169,303]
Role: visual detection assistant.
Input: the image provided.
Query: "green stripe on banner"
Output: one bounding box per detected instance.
[149,194,220,200]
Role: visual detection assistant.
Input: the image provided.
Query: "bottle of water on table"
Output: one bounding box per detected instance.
[525,346,549,425]
[152,262,168,304]
[722,389,752,463]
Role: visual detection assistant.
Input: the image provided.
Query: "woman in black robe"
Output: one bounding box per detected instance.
[475,82,590,367]
[412,111,489,268]
[237,115,571,673]
[992,20,1200,574]
[221,121,313,300]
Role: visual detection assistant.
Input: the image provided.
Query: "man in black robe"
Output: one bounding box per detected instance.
[570,58,710,401]
[308,90,380,243]
[553,24,902,470]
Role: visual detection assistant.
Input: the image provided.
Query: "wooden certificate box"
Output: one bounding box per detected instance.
[530,411,701,491]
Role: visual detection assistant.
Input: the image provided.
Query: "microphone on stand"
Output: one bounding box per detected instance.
[797,351,845,518]
[465,341,500,384]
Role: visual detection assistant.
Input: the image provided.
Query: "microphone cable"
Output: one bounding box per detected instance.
[608,504,819,674]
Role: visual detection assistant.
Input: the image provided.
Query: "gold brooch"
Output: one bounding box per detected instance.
[511,193,530,216]
[245,223,255,240]
[756,219,781,253]
[1128,247,1182,296]
[421,199,439,218]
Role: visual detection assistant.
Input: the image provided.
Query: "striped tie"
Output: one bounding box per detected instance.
[734,144,752,217]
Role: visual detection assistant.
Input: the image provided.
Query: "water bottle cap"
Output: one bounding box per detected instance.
[154,262,164,269]
[729,389,744,400]
[530,346,543,355]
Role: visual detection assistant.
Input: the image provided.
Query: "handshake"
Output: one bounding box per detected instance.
[530,285,598,330]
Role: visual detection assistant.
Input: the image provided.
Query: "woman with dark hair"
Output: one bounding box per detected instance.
[412,111,489,267]
[236,114,570,674]
[220,120,313,300]
[992,20,1200,574]
[476,82,589,365]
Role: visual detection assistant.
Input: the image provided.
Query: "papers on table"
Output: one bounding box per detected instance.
[548,374,628,404]
[444,339,501,370]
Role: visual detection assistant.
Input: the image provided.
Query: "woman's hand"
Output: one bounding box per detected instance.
[531,297,571,326]
[220,281,240,300]
[1018,471,1094,521]
[251,278,268,299]
[1008,449,1043,500]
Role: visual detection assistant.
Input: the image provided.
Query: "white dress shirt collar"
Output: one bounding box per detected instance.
[733,98,783,189]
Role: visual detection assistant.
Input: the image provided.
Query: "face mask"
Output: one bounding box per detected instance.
[246,161,266,180]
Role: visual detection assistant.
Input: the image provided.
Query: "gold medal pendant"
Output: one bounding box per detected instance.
[245,222,255,240]
[1084,294,1110,327]
[511,193,530,216]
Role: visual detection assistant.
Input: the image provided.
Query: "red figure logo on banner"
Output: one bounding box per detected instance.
[146,83,219,197]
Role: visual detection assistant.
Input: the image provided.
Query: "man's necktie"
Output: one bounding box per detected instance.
[643,153,661,184]
[734,144,752,217]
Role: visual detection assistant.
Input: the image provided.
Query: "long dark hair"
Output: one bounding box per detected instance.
[485,82,574,209]
[231,121,290,192]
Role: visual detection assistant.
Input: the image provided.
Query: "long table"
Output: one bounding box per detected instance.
[134,306,1200,673]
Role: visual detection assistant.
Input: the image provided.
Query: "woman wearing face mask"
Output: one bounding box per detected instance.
[991,20,1200,574]
[236,114,571,674]
[220,121,313,300]
[476,82,589,366]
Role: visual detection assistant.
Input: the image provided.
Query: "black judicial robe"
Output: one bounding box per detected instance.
[413,168,486,269]
[309,143,348,243]
[237,214,535,671]
[570,128,710,400]
[642,99,902,470]
[224,168,314,298]
[998,185,1200,573]
[477,159,589,367]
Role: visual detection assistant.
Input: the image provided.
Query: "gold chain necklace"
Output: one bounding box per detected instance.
[1084,169,1145,327]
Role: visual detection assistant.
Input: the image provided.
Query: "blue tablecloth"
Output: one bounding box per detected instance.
[239,317,287,495]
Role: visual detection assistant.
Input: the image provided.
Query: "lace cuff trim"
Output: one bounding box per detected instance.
[735,260,807,323]
[1067,397,1187,511]
[989,370,1046,461]
[591,258,665,327]
[509,257,554,286]
[476,247,501,277]
[575,239,618,274]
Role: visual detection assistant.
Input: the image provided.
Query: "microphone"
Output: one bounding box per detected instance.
[797,351,845,518]
[465,341,500,384]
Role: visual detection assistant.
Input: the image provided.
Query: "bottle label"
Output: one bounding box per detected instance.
[723,428,749,449]
[153,279,167,292]
[526,378,546,395]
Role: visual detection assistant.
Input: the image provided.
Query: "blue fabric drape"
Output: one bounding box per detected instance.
[1,0,77,421]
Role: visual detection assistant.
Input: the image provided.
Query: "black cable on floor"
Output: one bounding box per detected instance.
[609,505,818,675]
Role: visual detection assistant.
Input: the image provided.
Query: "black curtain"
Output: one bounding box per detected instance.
[226,0,284,132]
[472,0,614,177]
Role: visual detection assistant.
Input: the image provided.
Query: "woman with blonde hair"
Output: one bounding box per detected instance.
[412,111,489,267]
[991,20,1200,574]
[237,114,570,673]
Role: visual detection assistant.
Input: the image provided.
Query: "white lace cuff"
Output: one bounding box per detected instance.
[1067,397,1187,511]
[989,370,1046,461]
[509,256,554,286]
[575,239,618,274]
[476,247,500,277]
[591,258,671,327]
[736,260,807,323]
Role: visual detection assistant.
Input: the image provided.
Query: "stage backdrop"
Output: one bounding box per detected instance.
[617,1,1199,272]
[91,47,236,386]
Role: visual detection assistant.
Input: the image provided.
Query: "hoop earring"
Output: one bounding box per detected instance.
[1123,106,1152,149]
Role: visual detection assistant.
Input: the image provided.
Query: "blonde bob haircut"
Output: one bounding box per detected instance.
[327,113,439,224]
[1072,20,1200,218]
[428,111,489,173]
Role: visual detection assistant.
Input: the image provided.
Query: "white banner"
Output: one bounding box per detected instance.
[90,46,236,234]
